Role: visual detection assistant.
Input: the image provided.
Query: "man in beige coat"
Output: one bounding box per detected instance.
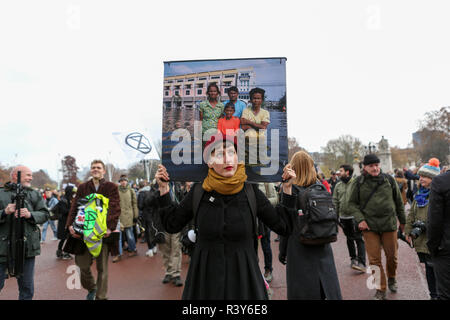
[118,175,139,257]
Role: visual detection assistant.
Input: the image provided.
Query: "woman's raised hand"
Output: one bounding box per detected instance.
[155,164,170,195]
[282,164,296,195]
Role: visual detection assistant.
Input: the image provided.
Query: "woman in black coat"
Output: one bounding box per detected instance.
[155,134,297,300]
[279,150,342,300]
[53,185,76,259]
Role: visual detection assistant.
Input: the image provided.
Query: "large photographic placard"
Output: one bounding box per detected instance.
[162,57,287,182]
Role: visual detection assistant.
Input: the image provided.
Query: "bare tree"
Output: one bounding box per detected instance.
[32,170,57,190]
[415,107,450,165]
[321,135,364,170]
[288,137,304,162]
[61,155,79,186]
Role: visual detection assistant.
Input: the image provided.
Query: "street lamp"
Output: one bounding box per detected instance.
[364,142,377,154]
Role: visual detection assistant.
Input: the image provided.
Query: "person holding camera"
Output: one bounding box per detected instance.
[0,165,49,300]
[405,158,441,300]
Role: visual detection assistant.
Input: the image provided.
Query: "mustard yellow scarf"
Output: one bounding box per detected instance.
[202,164,247,195]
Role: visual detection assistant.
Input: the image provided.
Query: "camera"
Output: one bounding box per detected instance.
[410,220,426,239]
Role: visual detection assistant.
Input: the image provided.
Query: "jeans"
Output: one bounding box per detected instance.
[0,257,35,300]
[123,227,136,252]
[260,229,273,272]
[340,218,366,265]
[118,231,123,256]
[41,220,57,241]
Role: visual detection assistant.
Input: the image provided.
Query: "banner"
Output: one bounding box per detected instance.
[162,57,288,182]
[112,131,160,161]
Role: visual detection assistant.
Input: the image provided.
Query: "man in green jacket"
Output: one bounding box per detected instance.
[348,154,405,300]
[333,164,366,273]
[0,165,49,300]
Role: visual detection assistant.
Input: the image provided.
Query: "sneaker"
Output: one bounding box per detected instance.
[56,249,63,259]
[40,240,45,244]
[52,237,58,241]
[112,255,122,263]
[172,276,183,287]
[86,289,97,300]
[162,275,172,284]
[373,290,387,300]
[352,261,366,273]
[145,249,154,257]
[350,258,358,270]
[274,236,280,242]
[388,278,398,293]
[128,250,138,257]
[62,253,73,260]
[264,270,273,283]
[153,246,158,254]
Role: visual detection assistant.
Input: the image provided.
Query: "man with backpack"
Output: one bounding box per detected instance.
[348,154,406,300]
[333,164,366,273]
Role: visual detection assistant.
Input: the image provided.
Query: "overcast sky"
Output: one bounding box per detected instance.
[1,0,449,182]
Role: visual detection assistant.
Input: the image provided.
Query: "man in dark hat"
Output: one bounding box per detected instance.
[348,153,405,300]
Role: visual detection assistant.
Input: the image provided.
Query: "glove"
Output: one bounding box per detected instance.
[278,253,287,265]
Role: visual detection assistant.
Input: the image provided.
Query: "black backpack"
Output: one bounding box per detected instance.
[294,183,338,245]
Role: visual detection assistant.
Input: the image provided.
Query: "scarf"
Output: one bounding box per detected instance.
[414,186,430,208]
[202,163,247,195]
[341,176,351,184]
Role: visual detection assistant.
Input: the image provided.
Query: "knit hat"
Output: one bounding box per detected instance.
[363,154,380,166]
[118,175,128,182]
[417,158,440,179]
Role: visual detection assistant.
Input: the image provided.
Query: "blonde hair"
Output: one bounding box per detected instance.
[289,151,317,187]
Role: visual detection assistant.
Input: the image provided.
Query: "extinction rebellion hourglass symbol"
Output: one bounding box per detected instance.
[125,132,152,154]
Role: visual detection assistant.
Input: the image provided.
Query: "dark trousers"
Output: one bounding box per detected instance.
[144,219,156,250]
[0,257,35,300]
[340,218,366,265]
[417,252,438,299]
[260,229,273,272]
[432,252,450,300]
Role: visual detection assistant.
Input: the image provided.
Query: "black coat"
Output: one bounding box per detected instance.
[279,186,342,300]
[53,197,71,240]
[427,170,450,256]
[140,187,165,245]
[159,184,296,300]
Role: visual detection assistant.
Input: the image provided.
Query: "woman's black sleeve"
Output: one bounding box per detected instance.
[254,185,297,237]
[158,188,195,234]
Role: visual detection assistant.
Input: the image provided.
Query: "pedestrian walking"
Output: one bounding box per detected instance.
[65,160,121,300]
[52,185,76,260]
[405,158,441,299]
[348,154,406,300]
[118,175,139,257]
[427,163,450,300]
[333,164,366,272]
[41,187,58,242]
[279,151,342,300]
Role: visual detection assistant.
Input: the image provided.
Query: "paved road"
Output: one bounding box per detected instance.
[0,217,430,300]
